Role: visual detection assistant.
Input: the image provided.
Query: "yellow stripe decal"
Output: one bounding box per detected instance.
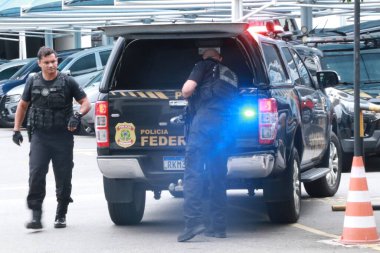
[137,92,148,98]
[154,92,169,99]
[120,91,126,96]
[110,91,116,96]
[128,92,137,97]
[146,91,158,99]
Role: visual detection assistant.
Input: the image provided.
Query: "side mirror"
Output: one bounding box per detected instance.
[316,70,340,88]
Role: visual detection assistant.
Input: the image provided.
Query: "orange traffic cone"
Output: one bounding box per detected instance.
[340,156,380,244]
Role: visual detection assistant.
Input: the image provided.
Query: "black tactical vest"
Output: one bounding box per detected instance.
[27,73,72,130]
[196,60,239,113]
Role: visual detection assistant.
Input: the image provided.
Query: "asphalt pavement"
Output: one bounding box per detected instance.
[1,128,380,253]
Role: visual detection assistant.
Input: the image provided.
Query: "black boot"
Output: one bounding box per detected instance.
[26,210,43,229]
[54,202,68,228]
[54,215,66,228]
[177,224,206,242]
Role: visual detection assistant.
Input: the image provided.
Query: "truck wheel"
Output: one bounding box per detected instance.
[304,132,342,197]
[266,148,301,223]
[107,184,146,225]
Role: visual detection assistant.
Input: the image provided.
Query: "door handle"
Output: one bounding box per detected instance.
[169,100,187,107]
[170,115,185,125]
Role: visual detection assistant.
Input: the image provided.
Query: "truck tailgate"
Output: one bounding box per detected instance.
[108,89,186,152]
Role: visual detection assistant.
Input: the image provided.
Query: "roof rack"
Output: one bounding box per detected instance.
[303,32,380,44]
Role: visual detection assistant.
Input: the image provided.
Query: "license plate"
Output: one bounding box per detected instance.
[163,156,185,170]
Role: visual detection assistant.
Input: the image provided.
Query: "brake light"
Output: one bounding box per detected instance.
[259,98,278,144]
[95,101,109,148]
[248,25,284,35]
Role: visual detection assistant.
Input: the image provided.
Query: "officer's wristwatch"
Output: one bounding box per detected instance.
[74,111,83,119]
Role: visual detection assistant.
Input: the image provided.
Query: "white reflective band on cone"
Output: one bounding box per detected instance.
[343,216,377,228]
[350,166,366,178]
[347,191,371,202]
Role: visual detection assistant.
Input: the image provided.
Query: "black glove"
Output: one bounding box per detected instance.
[12,130,23,146]
[68,112,82,130]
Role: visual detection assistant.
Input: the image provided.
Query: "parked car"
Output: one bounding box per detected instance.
[0,58,32,82]
[0,59,9,65]
[0,49,82,127]
[295,36,380,171]
[73,70,103,134]
[58,45,112,87]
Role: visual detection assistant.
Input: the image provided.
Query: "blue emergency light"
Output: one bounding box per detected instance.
[241,106,256,120]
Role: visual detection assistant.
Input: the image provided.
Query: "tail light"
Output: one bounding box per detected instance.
[95,101,109,148]
[258,98,278,144]
[247,25,284,35]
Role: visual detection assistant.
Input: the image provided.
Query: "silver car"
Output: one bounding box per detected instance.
[0,59,32,82]
[73,70,103,134]
[58,45,112,87]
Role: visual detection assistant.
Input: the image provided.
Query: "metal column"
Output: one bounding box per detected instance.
[231,0,243,22]
[353,0,362,156]
[19,31,26,59]
[74,27,81,48]
[44,29,54,48]
[300,0,313,31]
[102,34,113,46]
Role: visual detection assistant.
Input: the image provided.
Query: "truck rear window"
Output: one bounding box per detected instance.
[113,38,254,90]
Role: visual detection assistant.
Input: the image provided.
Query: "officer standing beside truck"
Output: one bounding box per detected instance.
[12,46,91,229]
[178,48,238,242]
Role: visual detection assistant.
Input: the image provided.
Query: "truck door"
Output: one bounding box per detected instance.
[288,48,329,161]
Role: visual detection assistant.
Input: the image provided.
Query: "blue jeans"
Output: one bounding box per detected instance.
[183,110,229,232]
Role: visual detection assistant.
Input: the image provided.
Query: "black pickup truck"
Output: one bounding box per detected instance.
[96,23,341,225]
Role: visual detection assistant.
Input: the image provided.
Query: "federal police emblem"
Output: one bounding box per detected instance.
[41,88,50,96]
[115,122,136,148]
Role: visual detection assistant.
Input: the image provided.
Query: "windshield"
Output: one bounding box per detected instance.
[83,71,103,89]
[9,59,37,81]
[58,56,73,71]
[321,52,380,84]
[362,53,380,82]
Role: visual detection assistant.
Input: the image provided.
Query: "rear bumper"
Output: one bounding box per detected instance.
[341,130,380,154]
[227,153,275,178]
[97,152,275,180]
[97,156,146,179]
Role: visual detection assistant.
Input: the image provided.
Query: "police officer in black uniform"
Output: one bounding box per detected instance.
[177,48,238,242]
[12,46,91,229]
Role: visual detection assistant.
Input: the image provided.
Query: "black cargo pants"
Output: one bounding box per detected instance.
[27,130,74,212]
[183,109,229,232]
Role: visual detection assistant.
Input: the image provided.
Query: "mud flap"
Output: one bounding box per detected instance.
[103,177,134,203]
[263,177,294,202]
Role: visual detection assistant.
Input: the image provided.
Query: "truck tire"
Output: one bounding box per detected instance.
[107,184,146,225]
[304,132,342,197]
[266,147,301,223]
